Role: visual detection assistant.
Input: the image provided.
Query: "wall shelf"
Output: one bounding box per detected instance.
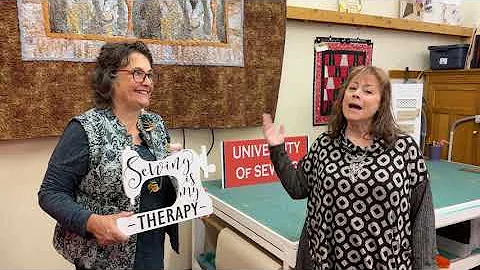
[286,6,473,38]
[389,69,423,80]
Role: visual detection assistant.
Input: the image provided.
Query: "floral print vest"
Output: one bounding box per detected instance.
[53,108,172,269]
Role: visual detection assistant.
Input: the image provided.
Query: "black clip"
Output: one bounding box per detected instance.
[404,67,409,83]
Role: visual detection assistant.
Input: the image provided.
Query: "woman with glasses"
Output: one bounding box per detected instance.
[38,41,180,269]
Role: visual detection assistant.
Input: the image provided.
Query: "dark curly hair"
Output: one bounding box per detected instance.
[91,41,153,108]
[328,66,401,146]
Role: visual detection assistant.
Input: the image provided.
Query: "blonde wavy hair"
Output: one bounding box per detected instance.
[327,66,401,146]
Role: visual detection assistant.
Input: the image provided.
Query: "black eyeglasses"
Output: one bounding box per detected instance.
[116,68,158,83]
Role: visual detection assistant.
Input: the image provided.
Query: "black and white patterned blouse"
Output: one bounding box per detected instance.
[269,131,437,270]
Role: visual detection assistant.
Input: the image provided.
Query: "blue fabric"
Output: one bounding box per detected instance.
[39,120,91,237]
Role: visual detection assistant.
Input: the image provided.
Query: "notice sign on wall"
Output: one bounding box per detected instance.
[222,136,308,188]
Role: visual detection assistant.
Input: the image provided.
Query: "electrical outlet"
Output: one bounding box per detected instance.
[476,115,480,124]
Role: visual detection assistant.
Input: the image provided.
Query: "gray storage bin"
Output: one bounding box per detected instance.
[428,44,469,70]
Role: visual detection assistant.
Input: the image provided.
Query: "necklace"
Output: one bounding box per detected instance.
[347,151,367,182]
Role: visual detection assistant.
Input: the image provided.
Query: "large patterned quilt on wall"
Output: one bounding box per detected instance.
[0,0,286,140]
[17,0,244,66]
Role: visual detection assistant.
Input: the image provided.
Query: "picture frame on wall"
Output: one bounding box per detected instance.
[400,0,424,20]
[313,37,373,126]
[338,0,362,13]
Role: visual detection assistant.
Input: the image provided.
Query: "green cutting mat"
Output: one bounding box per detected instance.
[204,180,305,242]
[428,161,480,209]
[204,161,480,242]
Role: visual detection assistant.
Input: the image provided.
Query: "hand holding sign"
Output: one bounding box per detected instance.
[262,113,285,146]
[86,212,133,246]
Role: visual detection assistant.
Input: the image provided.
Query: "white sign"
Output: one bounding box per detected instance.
[117,146,215,236]
[391,83,423,145]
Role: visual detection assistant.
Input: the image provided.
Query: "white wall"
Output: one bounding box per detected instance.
[1,0,479,268]
[289,0,479,26]
[0,138,71,269]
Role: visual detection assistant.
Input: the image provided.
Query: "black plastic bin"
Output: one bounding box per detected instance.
[428,44,469,70]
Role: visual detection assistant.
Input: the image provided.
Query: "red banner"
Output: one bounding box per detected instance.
[222,136,308,188]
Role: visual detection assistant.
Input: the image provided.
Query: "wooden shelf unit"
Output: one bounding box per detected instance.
[286,6,473,38]
[389,69,424,80]
[423,69,480,166]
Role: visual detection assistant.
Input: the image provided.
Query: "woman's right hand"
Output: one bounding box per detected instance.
[86,211,133,246]
[262,113,285,146]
